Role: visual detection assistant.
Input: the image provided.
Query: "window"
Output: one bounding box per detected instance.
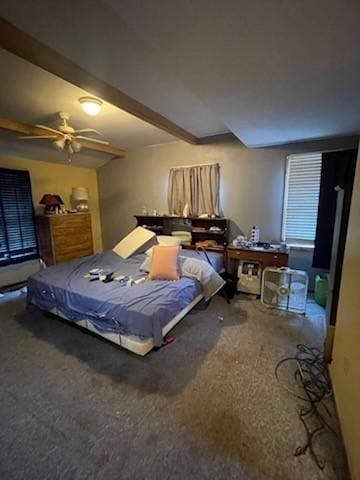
[282,153,322,247]
[168,163,220,216]
[0,168,38,265]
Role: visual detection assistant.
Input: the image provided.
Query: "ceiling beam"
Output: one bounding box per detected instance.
[0,117,127,158]
[0,17,199,145]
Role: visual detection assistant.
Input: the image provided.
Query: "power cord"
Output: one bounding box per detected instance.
[275,344,340,470]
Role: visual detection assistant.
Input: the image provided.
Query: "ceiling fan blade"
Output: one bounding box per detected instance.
[35,124,62,135]
[75,135,109,145]
[73,128,102,135]
[18,135,58,139]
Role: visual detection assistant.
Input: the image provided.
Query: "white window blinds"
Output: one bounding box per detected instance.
[282,153,322,245]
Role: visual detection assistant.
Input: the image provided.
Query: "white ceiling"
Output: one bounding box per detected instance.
[0,49,177,168]
[1,0,360,148]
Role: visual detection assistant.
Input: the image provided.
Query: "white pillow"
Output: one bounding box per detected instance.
[140,255,151,272]
[144,236,181,257]
[157,235,181,246]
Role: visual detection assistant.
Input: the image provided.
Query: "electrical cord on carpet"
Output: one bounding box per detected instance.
[275,344,340,470]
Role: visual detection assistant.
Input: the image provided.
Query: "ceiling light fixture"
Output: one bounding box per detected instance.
[79,96,103,116]
[53,137,66,150]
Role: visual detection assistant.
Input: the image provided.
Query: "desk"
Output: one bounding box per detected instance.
[226,246,288,274]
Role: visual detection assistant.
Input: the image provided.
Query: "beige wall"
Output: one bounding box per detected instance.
[330,145,360,480]
[0,155,102,286]
[98,136,357,250]
[99,140,282,247]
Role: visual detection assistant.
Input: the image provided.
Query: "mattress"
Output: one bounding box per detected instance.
[27,249,224,348]
[32,293,204,356]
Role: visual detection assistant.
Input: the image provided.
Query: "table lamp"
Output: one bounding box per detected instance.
[72,187,89,212]
[40,194,64,213]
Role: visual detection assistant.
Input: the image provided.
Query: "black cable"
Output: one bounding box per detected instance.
[275,344,340,470]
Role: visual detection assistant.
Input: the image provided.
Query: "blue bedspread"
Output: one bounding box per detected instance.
[27,251,205,346]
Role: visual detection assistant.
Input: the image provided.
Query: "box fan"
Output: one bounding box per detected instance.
[261,267,308,314]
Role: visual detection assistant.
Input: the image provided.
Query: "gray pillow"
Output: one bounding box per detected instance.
[140,256,151,273]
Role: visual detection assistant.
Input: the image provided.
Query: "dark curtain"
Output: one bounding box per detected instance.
[312,149,357,269]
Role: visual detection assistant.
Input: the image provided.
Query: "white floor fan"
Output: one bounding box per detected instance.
[261,267,308,314]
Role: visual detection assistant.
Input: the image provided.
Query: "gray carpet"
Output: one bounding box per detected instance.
[0,291,348,480]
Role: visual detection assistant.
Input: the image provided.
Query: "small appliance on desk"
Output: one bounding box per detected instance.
[237,260,261,295]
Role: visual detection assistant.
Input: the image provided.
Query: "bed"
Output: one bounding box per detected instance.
[27,249,225,355]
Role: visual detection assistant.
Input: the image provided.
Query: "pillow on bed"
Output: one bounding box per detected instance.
[145,236,180,257]
[157,235,181,246]
[140,255,151,273]
[148,245,181,281]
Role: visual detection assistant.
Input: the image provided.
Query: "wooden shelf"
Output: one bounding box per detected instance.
[135,215,229,247]
[192,229,225,235]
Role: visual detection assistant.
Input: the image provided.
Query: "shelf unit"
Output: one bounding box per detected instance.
[134,215,229,247]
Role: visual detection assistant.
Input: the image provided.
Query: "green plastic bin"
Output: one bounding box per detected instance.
[314,274,328,307]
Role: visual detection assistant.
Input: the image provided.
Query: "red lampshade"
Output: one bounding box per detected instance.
[40,194,64,206]
[53,195,64,205]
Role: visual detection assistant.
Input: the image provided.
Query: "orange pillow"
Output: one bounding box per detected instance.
[148,245,181,281]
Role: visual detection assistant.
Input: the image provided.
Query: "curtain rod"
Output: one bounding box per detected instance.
[170,162,219,169]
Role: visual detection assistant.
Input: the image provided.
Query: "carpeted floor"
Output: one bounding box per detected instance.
[0,290,348,480]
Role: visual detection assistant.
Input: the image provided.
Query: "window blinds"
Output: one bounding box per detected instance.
[0,168,38,265]
[282,153,322,244]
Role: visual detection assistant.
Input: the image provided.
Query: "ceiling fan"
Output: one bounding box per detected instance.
[18,111,109,155]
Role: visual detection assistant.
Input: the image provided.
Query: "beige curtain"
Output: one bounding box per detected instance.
[168,163,220,216]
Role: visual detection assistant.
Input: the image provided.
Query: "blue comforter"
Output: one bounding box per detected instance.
[27,251,218,346]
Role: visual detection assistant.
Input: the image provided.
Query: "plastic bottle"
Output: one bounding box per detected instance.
[250,225,260,244]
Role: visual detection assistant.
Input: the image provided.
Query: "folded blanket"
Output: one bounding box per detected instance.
[140,255,225,301]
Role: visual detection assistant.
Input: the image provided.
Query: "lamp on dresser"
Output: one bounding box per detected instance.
[40,194,64,213]
[72,187,89,212]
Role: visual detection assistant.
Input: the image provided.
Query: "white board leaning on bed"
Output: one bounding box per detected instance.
[112,226,155,259]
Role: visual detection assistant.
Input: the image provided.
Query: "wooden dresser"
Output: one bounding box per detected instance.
[36,213,94,266]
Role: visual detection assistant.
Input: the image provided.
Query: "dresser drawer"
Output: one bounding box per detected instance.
[53,232,93,252]
[50,214,91,229]
[55,247,93,264]
[226,248,288,269]
[53,230,92,243]
[52,225,91,238]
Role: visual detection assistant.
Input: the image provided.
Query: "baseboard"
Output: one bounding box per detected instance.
[328,366,354,480]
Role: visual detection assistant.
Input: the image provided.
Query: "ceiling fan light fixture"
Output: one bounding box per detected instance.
[53,137,66,150]
[79,97,102,116]
[72,141,82,153]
